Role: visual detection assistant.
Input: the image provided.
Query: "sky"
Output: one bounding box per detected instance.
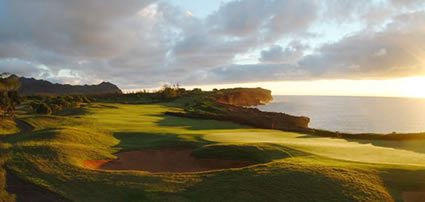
[0,0,425,97]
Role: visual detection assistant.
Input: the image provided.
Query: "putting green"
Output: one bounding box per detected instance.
[204,132,425,167]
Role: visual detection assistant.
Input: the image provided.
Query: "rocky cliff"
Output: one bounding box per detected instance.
[215,88,273,106]
[167,102,310,131]
[168,87,309,131]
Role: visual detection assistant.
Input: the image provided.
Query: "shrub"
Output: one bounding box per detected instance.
[51,104,63,113]
[71,102,81,109]
[81,96,91,103]
[36,103,52,114]
[0,74,23,117]
[88,97,96,102]
[64,96,74,102]
[72,96,83,103]
[192,88,202,93]
[51,96,67,105]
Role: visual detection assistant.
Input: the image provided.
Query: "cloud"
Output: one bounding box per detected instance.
[390,0,425,8]
[0,59,43,77]
[375,48,387,57]
[185,10,193,17]
[0,0,424,89]
[207,0,317,40]
[182,63,310,86]
[180,10,425,85]
[299,11,425,79]
[260,41,308,64]
[0,0,156,57]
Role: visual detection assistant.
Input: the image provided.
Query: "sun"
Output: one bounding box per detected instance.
[402,76,425,98]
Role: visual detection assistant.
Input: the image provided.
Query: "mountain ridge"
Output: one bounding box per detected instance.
[18,77,122,96]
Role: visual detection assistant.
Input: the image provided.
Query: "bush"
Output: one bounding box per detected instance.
[51,104,63,112]
[64,96,74,102]
[51,97,67,105]
[0,74,22,117]
[72,96,83,103]
[29,95,88,114]
[71,102,81,109]
[36,103,52,114]
[81,96,91,103]
[88,97,96,102]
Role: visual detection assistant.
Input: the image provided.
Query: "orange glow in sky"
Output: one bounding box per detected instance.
[178,76,425,98]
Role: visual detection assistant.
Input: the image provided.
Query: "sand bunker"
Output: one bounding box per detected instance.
[84,148,254,172]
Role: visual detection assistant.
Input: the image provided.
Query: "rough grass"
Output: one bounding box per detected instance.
[191,143,306,163]
[0,142,15,202]
[1,103,425,201]
[174,157,393,202]
[0,119,19,136]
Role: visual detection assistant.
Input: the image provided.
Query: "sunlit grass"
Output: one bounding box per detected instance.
[204,132,425,167]
[1,103,425,201]
[0,119,19,136]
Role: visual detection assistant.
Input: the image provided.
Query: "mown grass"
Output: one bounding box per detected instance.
[203,131,425,167]
[1,103,425,201]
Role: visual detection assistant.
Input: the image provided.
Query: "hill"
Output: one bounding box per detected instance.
[18,77,122,96]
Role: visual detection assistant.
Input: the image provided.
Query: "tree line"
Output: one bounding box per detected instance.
[29,95,93,114]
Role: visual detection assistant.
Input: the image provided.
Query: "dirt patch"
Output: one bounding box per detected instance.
[403,192,425,202]
[84,148,254,172]
[83,159,112,169]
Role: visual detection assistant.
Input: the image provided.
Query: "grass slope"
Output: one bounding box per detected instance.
[0,119,19,136]
[203,132,425,167]
[1,103,424,201]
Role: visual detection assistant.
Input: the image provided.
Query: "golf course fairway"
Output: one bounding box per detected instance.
[1,103,425,201]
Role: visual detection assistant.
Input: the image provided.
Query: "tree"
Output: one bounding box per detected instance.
[159,84,177,99]
[0,73,22,118]
[35,103,52,114]
[0,73,21,91]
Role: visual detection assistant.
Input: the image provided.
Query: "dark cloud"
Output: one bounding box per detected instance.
[0,0,156,57]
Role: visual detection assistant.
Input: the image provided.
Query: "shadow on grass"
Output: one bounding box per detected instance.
[380,168,425,202]
[346,138,425,155]
[4,128,61,144]
[57,106,92,116]
[295,130,425,155]
[113,132,212,152]
[298,132,425,155]
[155,114,250,131]
[295,134,324,139]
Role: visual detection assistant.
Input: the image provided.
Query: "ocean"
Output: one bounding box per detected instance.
[257,95,425,134]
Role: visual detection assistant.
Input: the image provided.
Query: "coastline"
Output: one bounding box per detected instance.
[259,95,425,134]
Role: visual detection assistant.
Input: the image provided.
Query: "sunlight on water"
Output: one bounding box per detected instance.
[258,96,425,134]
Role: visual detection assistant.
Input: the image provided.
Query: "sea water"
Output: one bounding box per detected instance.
[257,96,425,134]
